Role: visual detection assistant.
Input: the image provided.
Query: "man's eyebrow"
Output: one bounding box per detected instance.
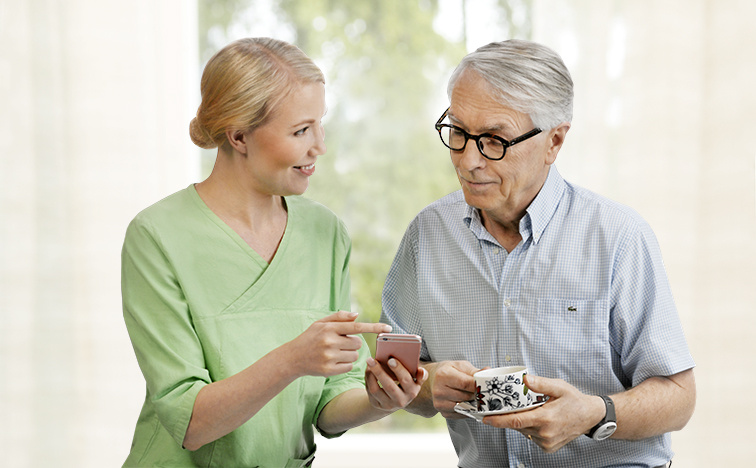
[448,113,506,134]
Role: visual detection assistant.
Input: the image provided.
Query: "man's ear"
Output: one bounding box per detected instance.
[545,122,570,165]
[225,129,249,155]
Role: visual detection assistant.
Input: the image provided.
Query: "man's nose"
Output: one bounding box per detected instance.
[456,140,486,171]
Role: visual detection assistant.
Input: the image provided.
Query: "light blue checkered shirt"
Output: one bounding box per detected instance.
[381,166,695,468]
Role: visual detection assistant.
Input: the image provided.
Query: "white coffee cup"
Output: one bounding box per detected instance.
[474,366,544,412]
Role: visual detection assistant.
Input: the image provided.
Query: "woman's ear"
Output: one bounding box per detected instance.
[225,129,249,155]
[545,122,570,165]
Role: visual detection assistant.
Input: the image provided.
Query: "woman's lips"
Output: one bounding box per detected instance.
[295,163,315,176]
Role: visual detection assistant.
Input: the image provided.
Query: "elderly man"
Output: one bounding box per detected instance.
[381,39,695,468]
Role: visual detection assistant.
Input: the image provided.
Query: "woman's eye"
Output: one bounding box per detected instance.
[295,127,309,136]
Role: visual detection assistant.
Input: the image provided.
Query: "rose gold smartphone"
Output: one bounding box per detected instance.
[375,333,422,379]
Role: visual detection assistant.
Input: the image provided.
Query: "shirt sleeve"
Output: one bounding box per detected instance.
[380,219,430,361]
[609,217,695,386]
[121,216,210,447]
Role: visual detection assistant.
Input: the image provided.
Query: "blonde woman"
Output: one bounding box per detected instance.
[121,38,426,467]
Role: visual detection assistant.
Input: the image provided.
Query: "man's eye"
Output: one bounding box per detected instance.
[483,137,504,148]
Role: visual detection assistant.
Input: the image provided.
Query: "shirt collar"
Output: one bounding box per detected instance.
[463,165,566,245]
[523,165,565,244]
[464,203,495,243]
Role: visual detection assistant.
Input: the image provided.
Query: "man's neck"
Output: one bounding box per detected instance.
[479,208,524,253]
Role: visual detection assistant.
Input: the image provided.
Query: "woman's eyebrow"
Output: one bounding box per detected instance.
[290,118,316,129]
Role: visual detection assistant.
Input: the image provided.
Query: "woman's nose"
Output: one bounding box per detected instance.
[312,124,326,155]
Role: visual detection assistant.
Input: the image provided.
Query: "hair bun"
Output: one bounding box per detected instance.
[189,117,217,149]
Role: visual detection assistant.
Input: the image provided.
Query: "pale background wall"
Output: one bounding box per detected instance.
[1,0,754,467]
[0,0,199,465]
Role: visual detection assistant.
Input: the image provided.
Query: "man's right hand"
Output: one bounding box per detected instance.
[424,360,480,419]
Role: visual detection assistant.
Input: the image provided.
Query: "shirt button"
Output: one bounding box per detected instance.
[517,463,526,468]
[505,355,512,362]
[494,248,501,255]
[503,299,511,307]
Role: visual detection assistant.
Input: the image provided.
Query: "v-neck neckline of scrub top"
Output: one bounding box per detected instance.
[188,184,294,273]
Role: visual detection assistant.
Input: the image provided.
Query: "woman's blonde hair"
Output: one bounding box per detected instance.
[189,37,325,149]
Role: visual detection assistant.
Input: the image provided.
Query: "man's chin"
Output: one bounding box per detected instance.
[461,188,492,210]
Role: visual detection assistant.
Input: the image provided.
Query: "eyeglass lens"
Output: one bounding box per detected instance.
[439,126,506,159]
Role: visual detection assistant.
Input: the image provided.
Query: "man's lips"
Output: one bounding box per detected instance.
[460,175,495,186]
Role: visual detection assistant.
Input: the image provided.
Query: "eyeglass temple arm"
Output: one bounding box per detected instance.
[435,107,451,126]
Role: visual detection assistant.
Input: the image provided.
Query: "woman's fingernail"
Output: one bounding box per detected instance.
[388,358,398,368]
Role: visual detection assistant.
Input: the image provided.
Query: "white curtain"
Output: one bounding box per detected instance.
[0,1,198,466]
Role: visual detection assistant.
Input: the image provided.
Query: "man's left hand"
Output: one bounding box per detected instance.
[481,374,605,453]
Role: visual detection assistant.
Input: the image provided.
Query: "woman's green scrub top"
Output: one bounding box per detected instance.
[121,186,368,467]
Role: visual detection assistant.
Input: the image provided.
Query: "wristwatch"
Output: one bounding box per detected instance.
[587,395,617,441]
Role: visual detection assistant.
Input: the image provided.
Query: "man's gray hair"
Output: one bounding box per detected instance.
[448,39,574,131]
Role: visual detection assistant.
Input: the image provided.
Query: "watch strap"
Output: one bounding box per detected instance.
[587,395,616,439]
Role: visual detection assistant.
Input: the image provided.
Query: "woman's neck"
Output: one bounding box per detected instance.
[195,162,288,263]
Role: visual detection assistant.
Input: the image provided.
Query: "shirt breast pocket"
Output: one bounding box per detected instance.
[521,298,611,385]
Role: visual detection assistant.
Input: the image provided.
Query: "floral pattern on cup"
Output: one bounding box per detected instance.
[474,366,546,412]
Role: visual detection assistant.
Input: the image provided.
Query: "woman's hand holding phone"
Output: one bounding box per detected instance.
[365,333,427,411]
[365,355,427,412]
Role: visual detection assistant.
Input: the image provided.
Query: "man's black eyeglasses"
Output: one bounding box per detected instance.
[434,107,542,161]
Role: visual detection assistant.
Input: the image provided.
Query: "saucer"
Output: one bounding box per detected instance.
[453,400,547,421]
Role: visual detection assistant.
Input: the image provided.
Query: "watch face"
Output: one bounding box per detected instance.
[594,422,618,441]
